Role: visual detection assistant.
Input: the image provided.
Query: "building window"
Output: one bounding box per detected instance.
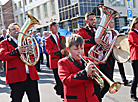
[30,9,34,16]
[14,3,17,10]
[79,0,103,16]
[128,0,135,8]
[51,0,56,15]
[71,0,78,5]
[25,11,28,14]
[15,16,18,23]
[44,3,48,17]
[24,0,27,5]
[108,0,125,6]
[119,17,125,28]
[29,0,32,3]
[18,1,22,8]
[37,6,41,19]
[20,14,24,26]
[63,21,68,30]
[71,19,78,29]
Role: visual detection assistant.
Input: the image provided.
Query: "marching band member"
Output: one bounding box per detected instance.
[76,12,101,101]
[32,29,42,72]
[128,17,138,101]
[76,12,96,56]
[58,34,100,102]
[41,31,50,68]
[45,22,65,100]
[0,29,9,72]
[0,23,40,102]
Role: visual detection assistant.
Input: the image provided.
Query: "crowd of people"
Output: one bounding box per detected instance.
[0,11,138,102]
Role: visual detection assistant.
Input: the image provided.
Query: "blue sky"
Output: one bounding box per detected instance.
[0,0,9,5]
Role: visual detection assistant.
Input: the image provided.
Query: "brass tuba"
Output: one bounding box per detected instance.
[88,6,120,64]
[17,14,40,66]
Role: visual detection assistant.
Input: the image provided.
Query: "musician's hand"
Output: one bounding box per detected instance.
[85,62,96,76]
[95,37,101,44]
[18,46,26,54]
[61,49,65,55]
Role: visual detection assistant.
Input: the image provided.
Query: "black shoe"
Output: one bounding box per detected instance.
[38,69,41,72]
[124,80,132,86]
[131,96,138,101]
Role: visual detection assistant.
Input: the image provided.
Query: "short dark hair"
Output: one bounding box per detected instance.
[66,34,84,48]
[49,22,57,28]
[85,12,95,20]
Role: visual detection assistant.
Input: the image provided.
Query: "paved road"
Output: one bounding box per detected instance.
[0,58,137,102]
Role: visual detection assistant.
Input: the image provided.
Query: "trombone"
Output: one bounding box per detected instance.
[79,55,121,94]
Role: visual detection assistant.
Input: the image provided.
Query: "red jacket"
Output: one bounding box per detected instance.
[45,34,65,69]
[58,56,99,102]
[0,37,39,84]
[128,29,138,61]
[76,26,96,56]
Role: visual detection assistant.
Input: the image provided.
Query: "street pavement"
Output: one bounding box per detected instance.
[0,56,137,102]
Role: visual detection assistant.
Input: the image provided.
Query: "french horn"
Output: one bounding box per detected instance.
[17,14,40,66]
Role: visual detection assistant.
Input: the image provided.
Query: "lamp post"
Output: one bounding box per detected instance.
[0,1,5,29]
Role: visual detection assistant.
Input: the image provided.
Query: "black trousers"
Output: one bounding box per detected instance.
[35,59,40,71]
[40,53,43,64]
[99,53,115,98]
[52,68,64,98]
[9,74,40,102]
[45,53,50,67]
[117,62,126,82]
[131,60,138,97]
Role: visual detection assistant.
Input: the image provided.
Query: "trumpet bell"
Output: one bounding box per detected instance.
[109,82,121,94]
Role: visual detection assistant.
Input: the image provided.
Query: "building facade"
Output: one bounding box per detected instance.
[12,0,59,35]
[11,0,138,35]
[58,0,138,32]
[0,0,14,32]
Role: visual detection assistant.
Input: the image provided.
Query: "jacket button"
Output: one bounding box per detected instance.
[85,86,87,88]
[86,97,88,100]
[23,65,25,67]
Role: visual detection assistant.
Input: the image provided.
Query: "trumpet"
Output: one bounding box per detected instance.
[79,55,121,94]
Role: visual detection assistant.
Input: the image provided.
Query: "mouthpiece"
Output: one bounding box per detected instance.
[93,23,96,26]
[16,32,27,36]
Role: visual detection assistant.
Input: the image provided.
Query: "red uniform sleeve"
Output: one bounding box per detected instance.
[0,41,20,61]
[58,59,92,87]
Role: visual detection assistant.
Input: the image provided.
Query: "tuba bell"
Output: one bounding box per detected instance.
[88,6,120,64]
[17,14,40,66]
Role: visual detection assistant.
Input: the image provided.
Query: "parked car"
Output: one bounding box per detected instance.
[119,26,130,35]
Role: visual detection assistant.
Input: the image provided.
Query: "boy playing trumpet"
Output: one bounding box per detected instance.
[58,34,101,102]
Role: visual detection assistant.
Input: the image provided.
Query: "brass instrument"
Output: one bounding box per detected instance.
[79,55,121,94]
[17,14,40,66]
[113,35,130,63]
[88,6,120,64]
[79,55,104,87]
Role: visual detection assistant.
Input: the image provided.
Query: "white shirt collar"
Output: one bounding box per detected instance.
[134,29,138,32]
[10,36,17,44]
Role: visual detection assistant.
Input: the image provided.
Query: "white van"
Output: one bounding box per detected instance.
[119,26,130,35]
